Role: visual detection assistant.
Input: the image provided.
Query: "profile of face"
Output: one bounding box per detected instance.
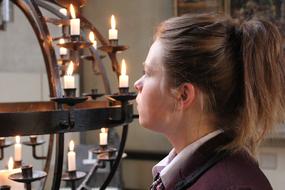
[134,40,178,134]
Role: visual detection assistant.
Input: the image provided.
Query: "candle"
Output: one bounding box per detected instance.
[89,31,97,49]
[14,136,21,162]
[59,38,67,55]
[67,140,76,171]
[99,128,108,145]
[108,15,118,40]
[0,157,23,189]
[63,61,75,89]
[119,59,129,88]
[69,4,80,36]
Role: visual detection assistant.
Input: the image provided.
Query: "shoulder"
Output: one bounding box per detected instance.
[188,150,272,190]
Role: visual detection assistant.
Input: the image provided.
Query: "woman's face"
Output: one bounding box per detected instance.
[134,40,177,133]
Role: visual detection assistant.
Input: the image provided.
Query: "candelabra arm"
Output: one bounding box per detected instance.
[68,107,75,128]
[41,134,54,189]
[92,49,111,94]
[77,160,100,190]
[25,183,32,190]
[100,124,128,190]
[51,133,65,190]
[32,145,47,160]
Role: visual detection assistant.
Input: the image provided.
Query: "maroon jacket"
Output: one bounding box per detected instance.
[165,134,273,190]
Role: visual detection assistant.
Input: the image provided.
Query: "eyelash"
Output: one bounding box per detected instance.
[143,70,150,77]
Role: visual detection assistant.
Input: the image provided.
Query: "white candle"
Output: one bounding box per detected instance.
[0,157,24,189]
[119,59,129,88]
[59,38,67,55]
[99,128,108,145]
[63,61,75,89]
[14,136,21,162]
[69,4,80,36]
[67,140,76,171]
[108,15,118,40]
[89,31,97,49]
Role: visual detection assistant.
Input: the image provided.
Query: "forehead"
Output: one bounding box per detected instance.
[144,40,164,69]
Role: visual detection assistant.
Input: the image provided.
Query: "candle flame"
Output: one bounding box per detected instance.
[59,38,65,44]
[70,4,76,19]
[59,8,67,16]
[101,128,107,133]
[111,15,116,29]
[8,157,13,171]
[15,136,20,144]
[89,31,95,42]
[69,140,74,151]
[66,61,74,76]
[121,59,127,75]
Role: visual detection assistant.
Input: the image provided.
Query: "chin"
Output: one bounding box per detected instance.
[138,118,161,133]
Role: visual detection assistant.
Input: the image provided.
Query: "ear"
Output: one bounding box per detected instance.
[176,83,195,110]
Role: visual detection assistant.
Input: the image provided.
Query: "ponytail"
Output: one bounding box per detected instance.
[235,20,285,153]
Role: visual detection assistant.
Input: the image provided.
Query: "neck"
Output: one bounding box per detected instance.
[165,115,217,153]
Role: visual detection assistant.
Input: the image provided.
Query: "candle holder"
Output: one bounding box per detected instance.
[71,35,80,42]
[82,89,104,100]
[14,160,22,169]
[21,165,33,178]
[0,139,13,148]
[119,87,129,94]
[109,39,118,46]
[52,35,70,42]
[8,165,47,190]
[51,96,87,107]
[91,145,117,161]
[22,138,46,160]
[29,136,37,144]
[0,185,10,190]
[81,55,106,61]
[0,138,5,146]
[106,90,136,123]
[64,88,76,97]
[99,45,128,53]
[107,91,137,102]
[0,139,13,160]
[57,40,91,51]
[61,170,86,190]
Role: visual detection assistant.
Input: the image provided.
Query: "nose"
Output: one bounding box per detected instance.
[134,78,143,92]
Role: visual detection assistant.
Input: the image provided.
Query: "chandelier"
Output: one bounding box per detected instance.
[0,0,136,189]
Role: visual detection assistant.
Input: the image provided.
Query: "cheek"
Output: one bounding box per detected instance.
[136,81,174,131]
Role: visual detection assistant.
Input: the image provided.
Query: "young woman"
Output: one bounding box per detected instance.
[134,14,285,190]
